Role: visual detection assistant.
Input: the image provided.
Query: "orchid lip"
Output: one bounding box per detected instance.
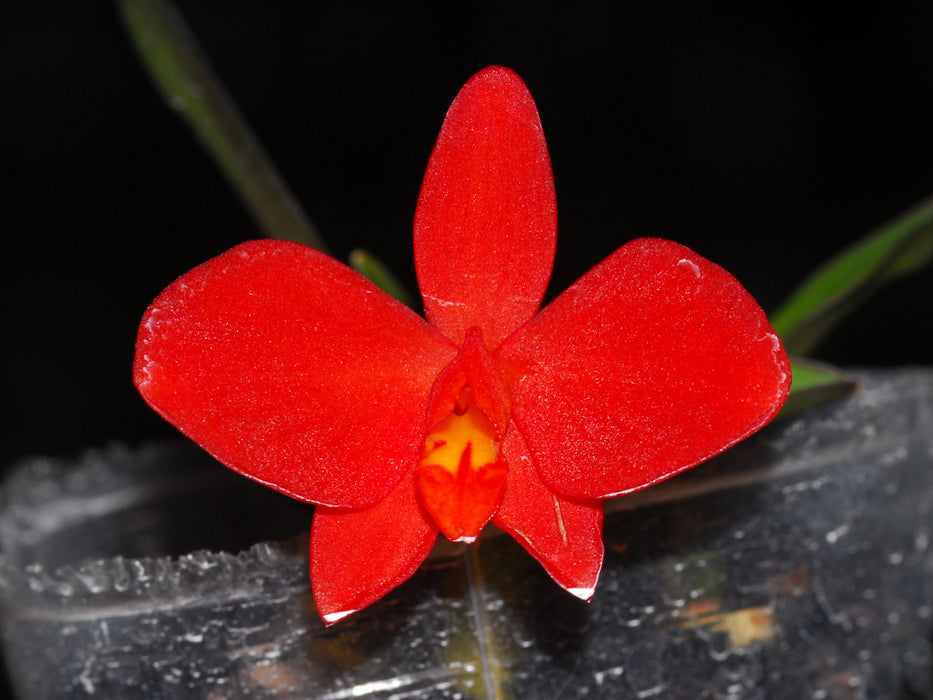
[418,382,507,543]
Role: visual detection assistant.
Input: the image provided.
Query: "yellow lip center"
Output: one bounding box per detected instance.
[417,387,507,542]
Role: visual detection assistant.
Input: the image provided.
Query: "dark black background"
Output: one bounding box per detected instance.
[4,1,933,472]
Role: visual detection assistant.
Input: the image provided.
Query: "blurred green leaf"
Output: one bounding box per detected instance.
[116,0,327,252]
[349,249,415,308]
[780,357,859,418]
[770,195,933,355]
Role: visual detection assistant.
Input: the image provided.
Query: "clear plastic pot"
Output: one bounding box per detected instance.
[1,370,931,698]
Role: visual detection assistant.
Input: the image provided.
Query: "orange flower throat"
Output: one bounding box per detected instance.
[417,386,507,542]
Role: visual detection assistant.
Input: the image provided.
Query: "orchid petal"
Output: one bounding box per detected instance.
[134,239,456,508]
[311,472,438,624]
[497,238,791,500]
[493,426,604,597]
[414,66,557,348]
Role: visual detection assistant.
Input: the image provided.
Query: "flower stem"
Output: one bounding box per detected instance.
[348,249,415,308]
[465,546,508,700]
[116,0,328,252]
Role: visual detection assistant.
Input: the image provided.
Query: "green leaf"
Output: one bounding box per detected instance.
[348,249,415,308]
[116,0,328,252]
[779,357,859,418]
[770,195,933,355]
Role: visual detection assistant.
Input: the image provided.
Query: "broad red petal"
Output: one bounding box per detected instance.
[494,426,604,597]
[414,66,557,348]
[134,239,456,508]
[310,471,438,624]
[496,238,791,499]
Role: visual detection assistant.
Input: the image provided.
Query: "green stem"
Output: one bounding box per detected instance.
[349,249,415,308]
[116,0,327,252]
[465,546,508,700]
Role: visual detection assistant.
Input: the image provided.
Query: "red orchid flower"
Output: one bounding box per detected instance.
[134,66,790,624]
